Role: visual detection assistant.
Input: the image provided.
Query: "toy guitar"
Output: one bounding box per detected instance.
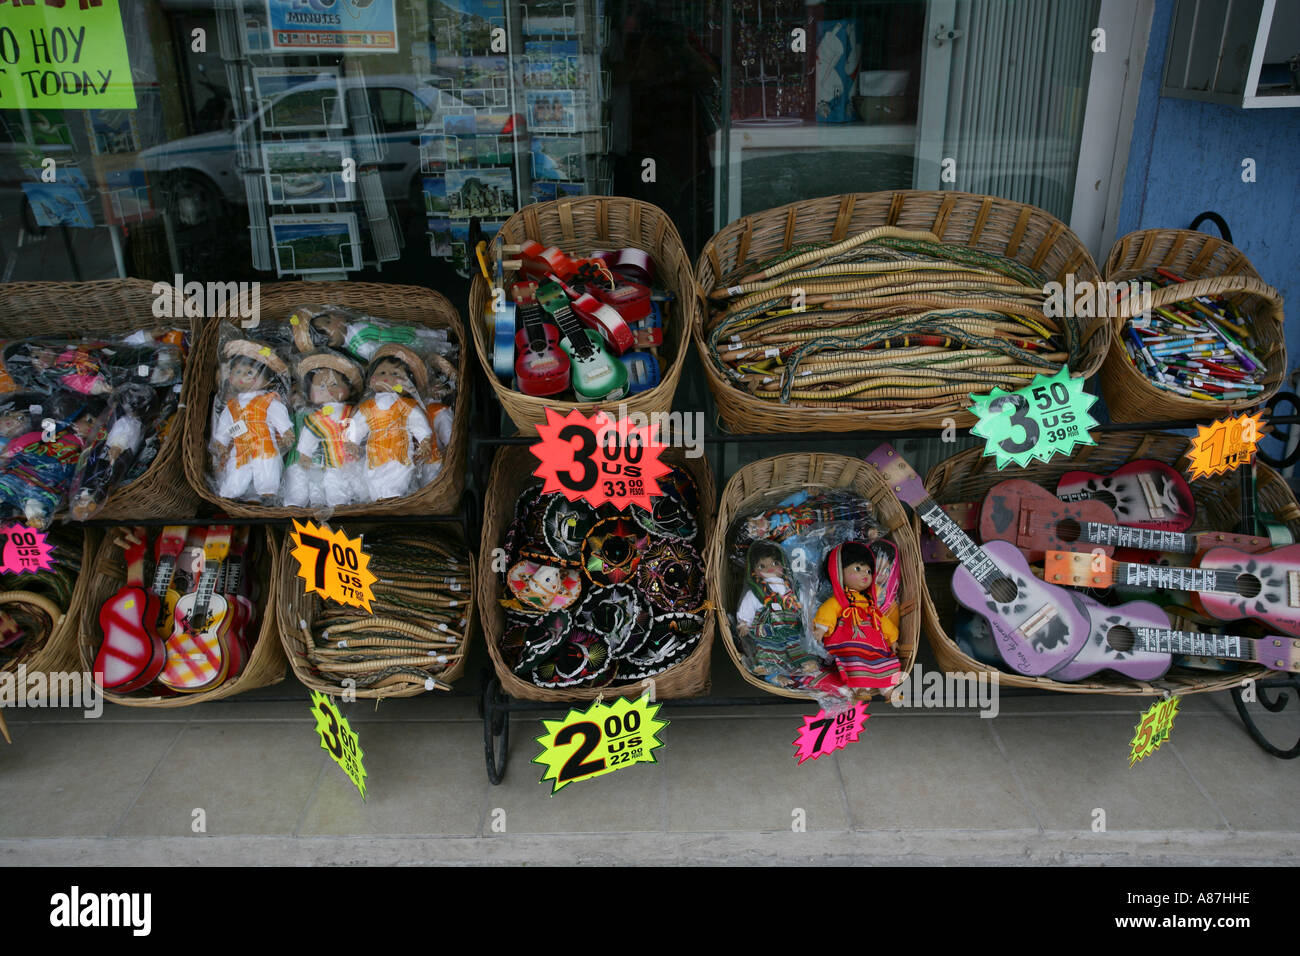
[511,282,570,397]
[867,444,1093,676]
[152,525,189,639]
[94,531,166,693]
[159,526,233,693]
[621,351,661,395]
[1044,545,1300,637]
[551,274,636,355]
[1056,460,1195,531]
[979,478,1271,562]
[218,526,255,678]
[537,281,628,401]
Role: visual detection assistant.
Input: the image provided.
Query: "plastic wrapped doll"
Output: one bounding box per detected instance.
[283,352,366,509]
[813,540,903,695]
[289,305,449,362]
[0,392,38,455]
[5,340,112,396]
[737,541,847,694]
[346,345,433,502]
[68,383,157,521]
[0,400,99,528]
[210,340,293,503]
[418,353,456,488]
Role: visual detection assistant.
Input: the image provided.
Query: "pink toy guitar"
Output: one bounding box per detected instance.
[1056,460,1195,531]
[159,526,233,693]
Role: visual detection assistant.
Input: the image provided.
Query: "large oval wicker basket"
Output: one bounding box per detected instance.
[2,528,95,702]
[706,453,922,700]
[468,197,695,434]
[180,282,468,518]
[0,280,200,521]
[77,527,286,707]
[476,445,716,703]
[1101,228,1285,422]
[695,190,1111,432]
[921,434,1294,695]
[276,523,475,699]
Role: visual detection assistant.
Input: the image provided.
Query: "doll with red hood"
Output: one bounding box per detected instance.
[813,539,903,695]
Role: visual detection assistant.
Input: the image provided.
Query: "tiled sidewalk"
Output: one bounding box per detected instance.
[2,639,1297,866]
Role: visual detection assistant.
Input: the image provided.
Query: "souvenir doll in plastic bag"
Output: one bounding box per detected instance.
[284,351,366,510]
[346,344,433,502]
[0,394,100,528]
[4,339,113,397]
[0,392,38,455]
[209,338,294,503]
[418,353,456,488]
[289,305,450,362]
[68,383,157,521]
[736,541,847,695]
[813,539,903,695]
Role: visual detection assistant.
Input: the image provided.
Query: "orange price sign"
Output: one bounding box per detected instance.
[1186,412,1265,480]
[289,520,377,612]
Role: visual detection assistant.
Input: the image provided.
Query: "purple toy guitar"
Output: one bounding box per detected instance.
[866,444,1092,676]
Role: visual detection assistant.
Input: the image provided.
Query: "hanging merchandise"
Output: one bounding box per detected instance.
[280,526,473,699]
[0,331,189,527]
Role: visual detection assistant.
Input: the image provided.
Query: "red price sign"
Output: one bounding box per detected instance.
[530,407,671,511]
[792,704,869,764]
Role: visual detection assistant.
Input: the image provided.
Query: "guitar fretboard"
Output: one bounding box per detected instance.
[1132,626,1246,661]
[1080,523,1195,553]
[918,500,1000,587]
[150,556,176,599]
[1116,562,1234,594]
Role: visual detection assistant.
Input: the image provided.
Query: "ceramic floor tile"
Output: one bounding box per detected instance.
[115,722,324,837]
[298,721,485,836]
[665,716,849,832]
[0,722,180,837]
[837,713,1036,830]
[991,715,1225,831]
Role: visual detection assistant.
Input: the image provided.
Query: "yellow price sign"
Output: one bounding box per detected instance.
[533,692,667,794]
[1129,695,1180,768]
[290,520,377,612]
[1186,413,1264,480]
[311,691,366,799]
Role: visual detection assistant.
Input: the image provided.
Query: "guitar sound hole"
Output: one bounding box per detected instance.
[1105,625,1135,654]
[1094,490,1117,510]
[989,576,1018,603]
[1236,573,1262,599]
[1055,518,1081,543]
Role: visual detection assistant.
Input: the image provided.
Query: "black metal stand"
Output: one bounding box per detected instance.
[1231,676,1300,759]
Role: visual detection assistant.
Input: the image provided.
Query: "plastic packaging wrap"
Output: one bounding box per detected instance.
[346,344,434,503]
[0,391,102,528]
[283,351,366,512]
[208,325,294,504]
[287,304,455,363]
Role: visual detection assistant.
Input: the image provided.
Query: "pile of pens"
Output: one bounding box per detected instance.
[1120,268,1266,401]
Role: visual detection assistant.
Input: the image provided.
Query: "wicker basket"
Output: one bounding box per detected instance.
[695,190,1111,432]
[707,453,922,700]
[920,434,1294,695]
[276,524,475,699]
[181,282,468,518]
[1,528,96,701]
[477,445,716,703]
[77,527,286,707]
[1101,229,1285,422]
[467,197,695,434]
[0,280,200,521]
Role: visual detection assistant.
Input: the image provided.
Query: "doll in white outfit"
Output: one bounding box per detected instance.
[210,340,293,502]
[284,352,366,509]
[346,344,433,502]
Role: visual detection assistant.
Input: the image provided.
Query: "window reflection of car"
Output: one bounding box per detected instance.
[139,77,458,229]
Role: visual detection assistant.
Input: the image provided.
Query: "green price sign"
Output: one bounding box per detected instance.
[0,0,137,110]
[311,691,366,800]
[969,366,1098,469]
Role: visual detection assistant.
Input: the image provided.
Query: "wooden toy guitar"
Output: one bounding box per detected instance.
[537,281,628,401]
[552,276,636,355]
[867,443,1093,676]
[511,281,570,397]
[159,526,233,693]
[980,478,1271,562]
[94,531,166,693]
[1044,544,1300,637]
[152,525,189,639]
[621,351,661,395]
[1056,460,1195,531]
[219,525,256,678]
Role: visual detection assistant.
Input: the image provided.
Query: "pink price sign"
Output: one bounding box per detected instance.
[1,525,54,575]
[792,703,869,764]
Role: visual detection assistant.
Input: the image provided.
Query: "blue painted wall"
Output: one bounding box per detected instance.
[1118,0,1300,377]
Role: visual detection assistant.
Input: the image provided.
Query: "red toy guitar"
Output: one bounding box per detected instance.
[219,526,256,678]
[511,281,571,397]
[159,526,234,693]
[94,531,166,693]
[1056,460,1195,531]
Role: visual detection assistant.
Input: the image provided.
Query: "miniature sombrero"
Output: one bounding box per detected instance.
[223,339,289,378]
[297,351,363,394]
[368,343,428,396]
[288,310,318,352]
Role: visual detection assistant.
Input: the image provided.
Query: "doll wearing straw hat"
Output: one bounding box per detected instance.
[285,352,365,509]
[346,345,433,502]
[290,306,449,362]
[211,340,293,502]
[418,353,457,486]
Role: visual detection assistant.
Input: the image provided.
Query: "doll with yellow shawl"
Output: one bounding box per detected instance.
[813,539,902,695]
